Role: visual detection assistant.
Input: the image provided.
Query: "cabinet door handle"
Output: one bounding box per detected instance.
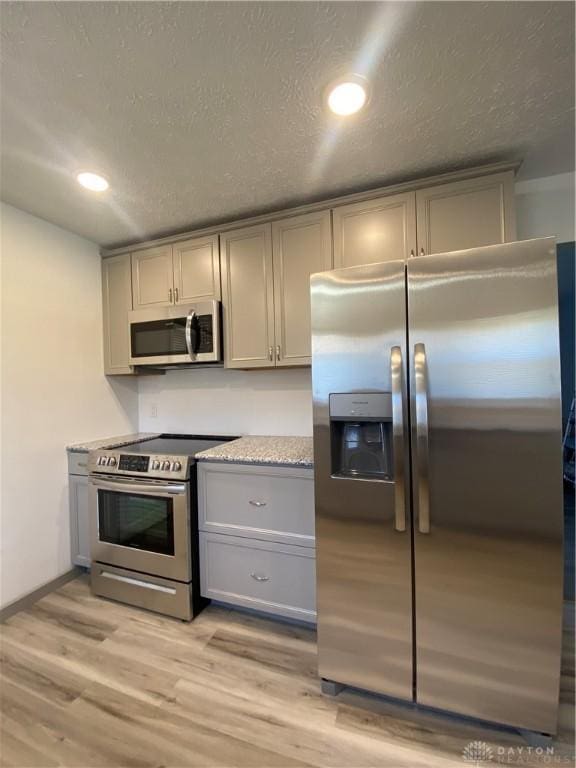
[410,249,415,258]
[268,346,273,361]
[169,288,173,303]
[275,345,281,361]
[420,248,425,257]
[250,573,270,582]
[174,287,179,303]
[249,500,266,507]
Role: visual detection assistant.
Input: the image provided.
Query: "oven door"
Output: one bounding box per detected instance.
[89,475,191,582]
[128,300,221,366]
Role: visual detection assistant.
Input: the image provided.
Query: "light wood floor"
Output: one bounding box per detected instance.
[0,576,574,768]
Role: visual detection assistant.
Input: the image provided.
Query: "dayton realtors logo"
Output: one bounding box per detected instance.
[462,740,570,765]
[462,741,494,765]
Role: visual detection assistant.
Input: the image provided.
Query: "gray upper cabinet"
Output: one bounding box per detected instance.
[102,253,133,375]
[416,171,516,256]
[333,191,417,268]
[221,224,275,368]
[272,211,332,366]
[131,245,174,308]
[173,235,221,302]
[132,238,222,309]
[103,165,519,374]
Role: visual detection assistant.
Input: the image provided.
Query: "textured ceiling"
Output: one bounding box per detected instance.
[1,1,574,248]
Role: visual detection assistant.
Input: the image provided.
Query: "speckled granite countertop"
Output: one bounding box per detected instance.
[66,433,160,453]
[196,436,314,467]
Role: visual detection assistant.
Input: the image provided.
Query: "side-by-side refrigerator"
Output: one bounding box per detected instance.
[311,237,563,734]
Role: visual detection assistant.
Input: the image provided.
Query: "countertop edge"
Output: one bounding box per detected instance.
[196,456,314,469]
[66,433,161,453]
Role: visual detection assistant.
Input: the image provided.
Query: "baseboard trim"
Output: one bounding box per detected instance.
[0,568,81,623]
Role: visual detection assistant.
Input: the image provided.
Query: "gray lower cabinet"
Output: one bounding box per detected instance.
[68,451,91,568]
[198,461,316,622]
[200,533,316,623]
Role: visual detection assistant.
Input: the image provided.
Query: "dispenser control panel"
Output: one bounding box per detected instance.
[329,392,392,421]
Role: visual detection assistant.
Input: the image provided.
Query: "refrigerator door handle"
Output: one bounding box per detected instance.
[391,346,406,532]
[414,342,431,533]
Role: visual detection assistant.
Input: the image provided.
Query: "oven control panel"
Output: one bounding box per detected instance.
[88,451,189,480]
[118,455,150,473]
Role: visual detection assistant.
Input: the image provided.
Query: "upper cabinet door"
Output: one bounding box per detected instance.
[333,192,417,268]
[221,224,275,369]
[131,245,174,308]
[416,171,516,256]
[272,211,332,367]
[102,253,134,375]
[173,235,221,303]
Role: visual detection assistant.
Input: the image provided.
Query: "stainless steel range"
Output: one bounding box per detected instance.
[88,434,235,620]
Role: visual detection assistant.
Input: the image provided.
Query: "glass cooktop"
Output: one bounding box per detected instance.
[122,434,237,457]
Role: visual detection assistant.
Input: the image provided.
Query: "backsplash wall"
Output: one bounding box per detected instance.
[138,367,313,436]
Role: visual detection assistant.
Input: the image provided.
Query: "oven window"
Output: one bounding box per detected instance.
[98,490,175,555]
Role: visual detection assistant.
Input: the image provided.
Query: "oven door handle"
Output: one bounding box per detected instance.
[90,478,187,495]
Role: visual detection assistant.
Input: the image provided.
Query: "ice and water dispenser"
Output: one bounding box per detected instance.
[329,393,394,480]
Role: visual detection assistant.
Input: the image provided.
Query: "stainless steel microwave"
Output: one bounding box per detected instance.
[128,300,222,367]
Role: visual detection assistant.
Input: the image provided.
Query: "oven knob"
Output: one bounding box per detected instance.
[151,460,160,470]
[108,457,117,467]
[171,461,182,472]
[161,460,171,470]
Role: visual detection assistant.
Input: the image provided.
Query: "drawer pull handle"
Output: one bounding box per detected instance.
[250,573,270,582]
[248,500,266,507]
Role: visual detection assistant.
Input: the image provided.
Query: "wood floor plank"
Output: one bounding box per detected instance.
[1,576,573,768]
[71,681,313,768]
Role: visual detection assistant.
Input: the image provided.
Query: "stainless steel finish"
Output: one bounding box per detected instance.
[312,238,563,735]
[88,451,190,481]
[89,477,186,495]
[91,563,193,620]
[276,344,281,361]
[248,500,267,507]
[390,346,406,533]
[185,309,196,359]
[174,287,179,303]
[169,287,173,303]
[413,343,430,534]
[89,474,191,582]
[101,571,177,594]
[128,300,222,366]
[250,573,270,582]
[407,238,563,734]
[311,260,413,701]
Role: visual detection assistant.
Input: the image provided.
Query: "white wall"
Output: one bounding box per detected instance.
[138,367,312,436]
[0,203,139,608]
[515,171,575,243]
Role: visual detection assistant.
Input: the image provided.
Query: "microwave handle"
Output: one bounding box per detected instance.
[185,310,197,358]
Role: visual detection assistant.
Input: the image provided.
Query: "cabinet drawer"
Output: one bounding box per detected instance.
[67,451,89,476]
[198,463,315,547]
[200,533,316,622]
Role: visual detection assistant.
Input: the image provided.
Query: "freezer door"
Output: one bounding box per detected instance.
[311,260,413,700]
[407,238,564,733]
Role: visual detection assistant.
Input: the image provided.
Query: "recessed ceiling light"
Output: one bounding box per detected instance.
[77,171,109,192]
[326,76,369,116]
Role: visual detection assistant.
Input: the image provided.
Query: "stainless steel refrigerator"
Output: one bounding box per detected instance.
[311,237,564,735]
